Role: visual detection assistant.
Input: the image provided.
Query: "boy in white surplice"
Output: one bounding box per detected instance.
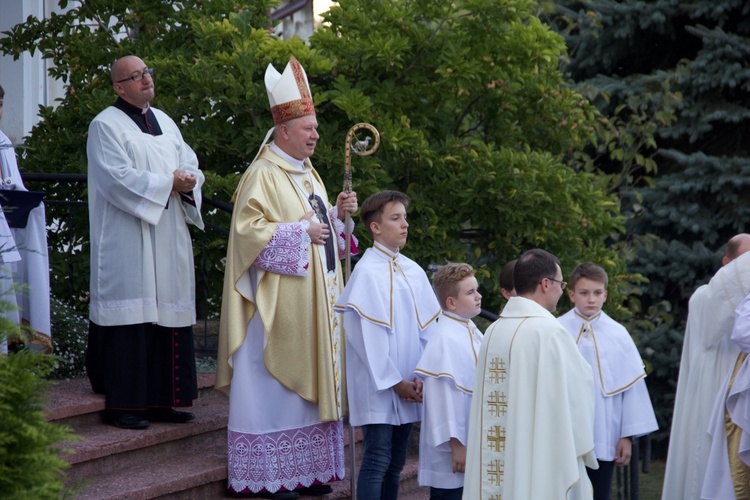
[558,262,657,500]
[415,263,483,500]
[335,190,441,500]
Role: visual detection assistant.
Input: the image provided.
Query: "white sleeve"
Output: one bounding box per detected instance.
[423,376,470,447]
[620,379,658,438]
[87,117,173,225]
[732,292,750,352]
[346,315,403,391]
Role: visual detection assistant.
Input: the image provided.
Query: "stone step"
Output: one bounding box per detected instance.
[43,373,217,425]
[71,447,226,500]
[43,375,431,499]
[64,390,228,482]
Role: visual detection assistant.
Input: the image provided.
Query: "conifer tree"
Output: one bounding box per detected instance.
[0,323,74,498]
[548,0,750,449]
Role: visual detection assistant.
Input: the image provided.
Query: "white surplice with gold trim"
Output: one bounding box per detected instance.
[334,241,441,427]
[558,308,657,461]
[463,297,597,500]
[415,311,483,489]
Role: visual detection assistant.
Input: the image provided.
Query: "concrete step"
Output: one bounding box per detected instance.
[43,375,431,499]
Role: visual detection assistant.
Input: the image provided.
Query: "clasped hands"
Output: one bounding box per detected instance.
[393,378,423,403]
[302,191,358,246]
[172,169,197,194]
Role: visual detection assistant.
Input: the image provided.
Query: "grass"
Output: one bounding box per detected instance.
[641,459,665,499]
[612,459,664,500]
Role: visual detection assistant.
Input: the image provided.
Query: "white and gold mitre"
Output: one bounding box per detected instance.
[265,56,316,124]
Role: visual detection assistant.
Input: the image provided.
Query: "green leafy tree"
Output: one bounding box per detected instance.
[311,0,630,313]
[547,0,750,451]
[0,0,288,314]
[1,0,632,318]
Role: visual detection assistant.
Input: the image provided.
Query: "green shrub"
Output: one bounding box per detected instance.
[48,297,89,380]
[0,340,75,498]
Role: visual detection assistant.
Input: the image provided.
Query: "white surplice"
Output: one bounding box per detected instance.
[663,251,750,500]
[558,308,657,461]
[334,241,441,427]
[463,297,597,500]
[0,130,48,353]
[415,311,482,490]
[87,106,204,328]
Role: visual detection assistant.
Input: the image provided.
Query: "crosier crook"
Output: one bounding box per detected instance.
[343,123,380,280]
[342,122,379,499]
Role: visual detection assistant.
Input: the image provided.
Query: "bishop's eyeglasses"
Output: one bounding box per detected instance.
[116,68,154,84]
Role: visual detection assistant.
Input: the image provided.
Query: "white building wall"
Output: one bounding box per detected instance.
[276,0,334,41]
[0,0,67,144]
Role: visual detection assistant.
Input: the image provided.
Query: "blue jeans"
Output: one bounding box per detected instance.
[430,486,463,500]
[587,460,615,500]
[357,423,413,500]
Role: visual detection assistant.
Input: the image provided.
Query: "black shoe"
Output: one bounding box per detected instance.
[256,491,299,499]
[108,411,149,430]
[296,484,332,496]
[146,408,195,423]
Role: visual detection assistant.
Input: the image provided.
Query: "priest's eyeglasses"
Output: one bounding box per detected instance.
[116,68,154,84]
[546,277,567,290]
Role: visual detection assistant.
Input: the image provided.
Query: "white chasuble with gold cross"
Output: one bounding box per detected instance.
[463,296,597,500]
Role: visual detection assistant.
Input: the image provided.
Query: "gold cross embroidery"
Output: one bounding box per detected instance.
[486,458,504,486]
[487,390,508,417]
[486,424,506,452]
[488,357,507,384]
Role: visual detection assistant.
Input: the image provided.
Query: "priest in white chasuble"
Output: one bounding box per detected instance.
[463,249,597,500]
[216,56,358,499]
[662,234,750,500]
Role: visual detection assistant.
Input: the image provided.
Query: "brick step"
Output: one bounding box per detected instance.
[44,373,217,424]
[171,456,426,500]
[43,375,431,499]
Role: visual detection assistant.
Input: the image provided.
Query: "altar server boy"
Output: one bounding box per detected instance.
[558,262,658,500]
[335,190,441,499]
[414,263,483,500]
